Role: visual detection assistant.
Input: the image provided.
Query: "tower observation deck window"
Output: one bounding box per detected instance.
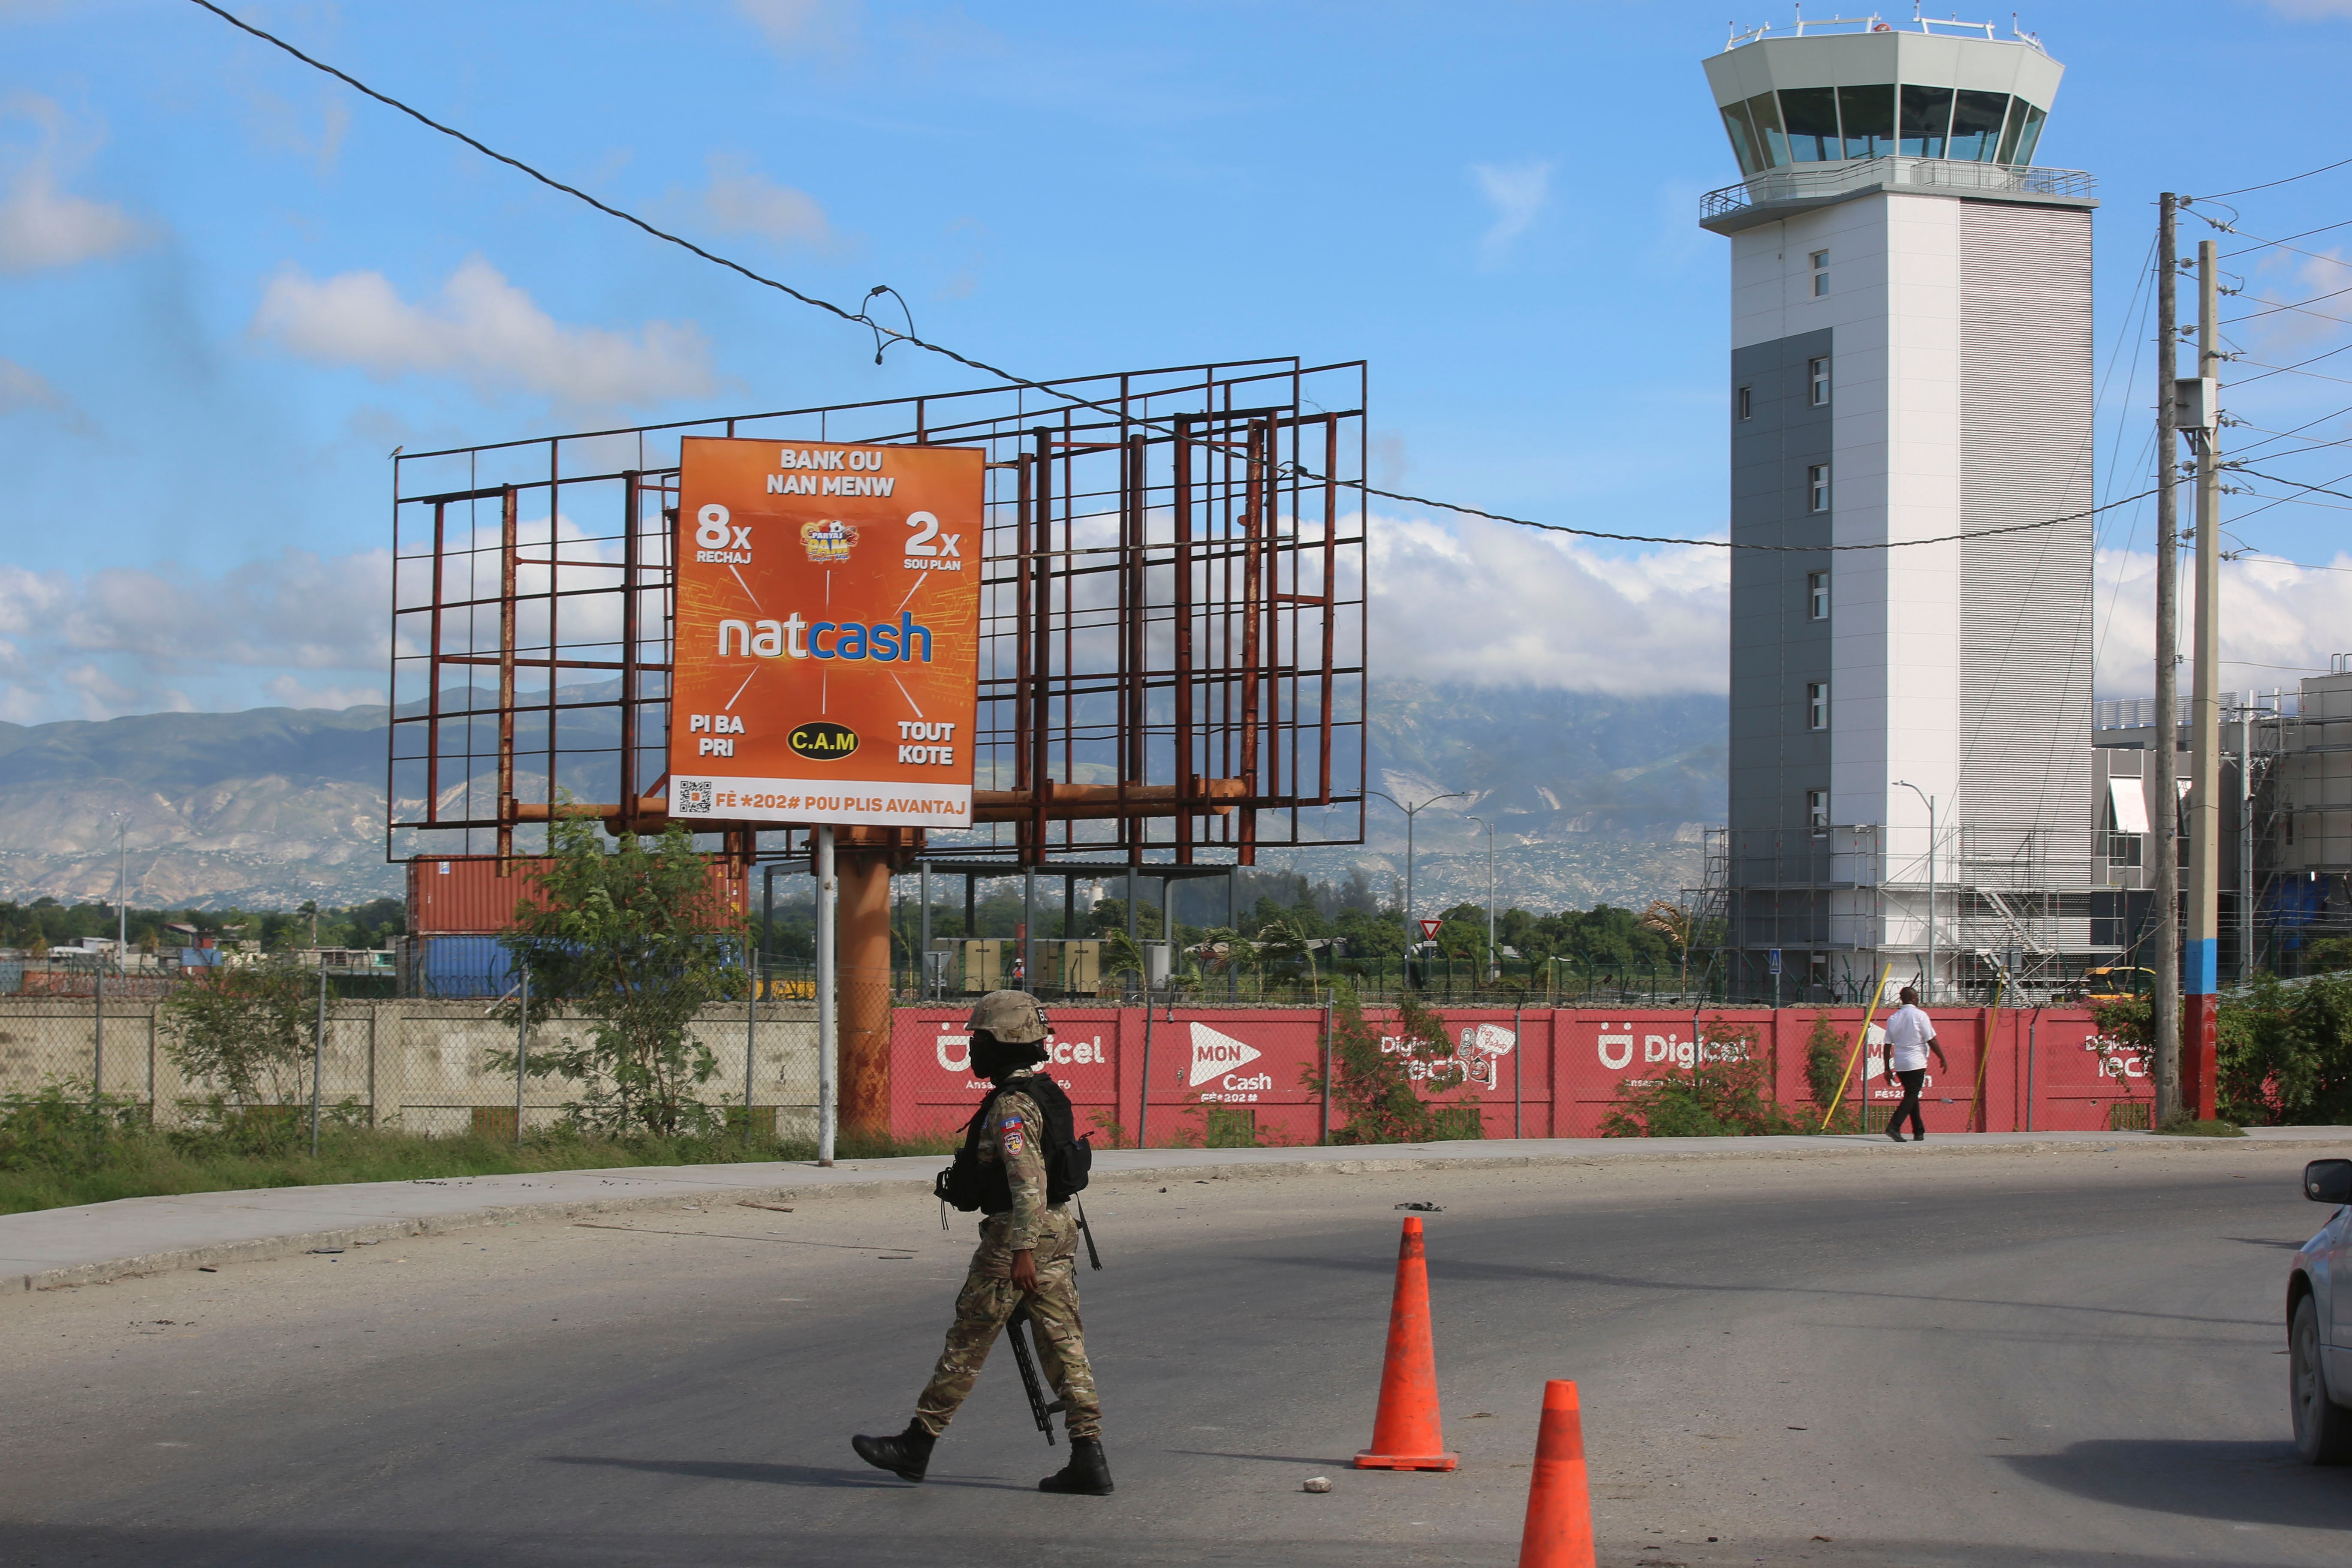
[1898,85,1954,158]
[1780,86,1841,163]
[1744,92,1789,169]
[2000,99,2047,164]
[1714,84,2045,177]
[1948,90,2011,161]
[1837,85,1896,160]
[1721,100,1763,177]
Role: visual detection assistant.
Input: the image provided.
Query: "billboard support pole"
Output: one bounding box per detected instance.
[838,849,894,1141]
[816,825,837,1166]
[1022,868,1037,993]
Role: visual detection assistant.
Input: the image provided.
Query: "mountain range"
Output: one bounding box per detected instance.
[0,681,1723,915]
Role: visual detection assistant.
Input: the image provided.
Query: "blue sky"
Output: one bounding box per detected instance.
[3,0,2350,723]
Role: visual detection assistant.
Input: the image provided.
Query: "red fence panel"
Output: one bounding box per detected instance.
[886,1004,2147,1146]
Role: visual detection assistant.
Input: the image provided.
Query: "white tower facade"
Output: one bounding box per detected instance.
[1700,19,2097,1002]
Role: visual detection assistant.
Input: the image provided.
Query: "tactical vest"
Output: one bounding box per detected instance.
[934,1073,1093,1214]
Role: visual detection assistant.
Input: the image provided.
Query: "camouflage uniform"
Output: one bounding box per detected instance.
[913,1067,1102,1441]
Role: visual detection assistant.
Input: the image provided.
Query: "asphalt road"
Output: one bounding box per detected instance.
[3,1142,2348,1567]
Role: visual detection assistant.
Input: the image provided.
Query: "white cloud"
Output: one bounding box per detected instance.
[700,155,838,251]
[2236,247,2352,358]
[0,95,146,273]
[0,355,89,431]
[264,675,383,710]
[1366,510,1726,693]
[251,256,717,407]
[1472,159,1552,267]
[0,550,391,721]
[2093,545,2352,697]
[736,0,861,51]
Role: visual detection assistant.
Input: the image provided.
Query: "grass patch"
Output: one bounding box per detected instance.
[0,1086,954,1215]
[2156,1114,2247,1138]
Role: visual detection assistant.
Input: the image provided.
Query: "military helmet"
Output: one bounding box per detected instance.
[968,989,1051,1044]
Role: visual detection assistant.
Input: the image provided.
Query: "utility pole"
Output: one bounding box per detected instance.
[2183,236,2224,1121]
[2150,192,2183,1126]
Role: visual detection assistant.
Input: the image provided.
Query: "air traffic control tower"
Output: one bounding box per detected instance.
[1699,17,2102,1003]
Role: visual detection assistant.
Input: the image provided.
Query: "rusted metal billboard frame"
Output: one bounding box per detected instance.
[385,356,1370,874]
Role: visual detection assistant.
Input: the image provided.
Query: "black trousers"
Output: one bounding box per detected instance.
[1890,1068,1927,1138]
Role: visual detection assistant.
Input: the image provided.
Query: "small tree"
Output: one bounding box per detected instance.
[501,816,745,1138]
[162,960,316,1107]
[1304,982,1476,1144]
[1255,917,1322,1002]
[1638,899,1697,996]
[1804,1009,1858,1131]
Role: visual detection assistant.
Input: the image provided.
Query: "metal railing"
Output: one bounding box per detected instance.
[1701,157,2094,220]
[1724,13,2045,51]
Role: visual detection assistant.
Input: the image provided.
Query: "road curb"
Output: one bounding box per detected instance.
[12,1129,2349,1294]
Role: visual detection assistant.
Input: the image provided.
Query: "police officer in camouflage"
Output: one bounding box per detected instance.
[852,990,1112,1495]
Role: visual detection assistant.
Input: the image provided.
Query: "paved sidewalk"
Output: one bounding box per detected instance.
[6,1126,2347,1294]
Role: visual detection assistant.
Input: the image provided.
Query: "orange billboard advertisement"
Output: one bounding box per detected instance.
[666,437,981,829]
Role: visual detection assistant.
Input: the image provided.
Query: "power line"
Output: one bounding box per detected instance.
[1339,482,2155,554]
[2189,154,2352,203]
[186,0,2151,559]
[2230,464,2352,503]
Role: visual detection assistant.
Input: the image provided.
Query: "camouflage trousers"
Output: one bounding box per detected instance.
[913,1207,1100,1441]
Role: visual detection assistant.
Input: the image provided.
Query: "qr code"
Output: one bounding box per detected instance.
[675,779,714,815]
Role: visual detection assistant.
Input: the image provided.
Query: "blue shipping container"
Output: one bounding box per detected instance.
[416,935,518,999]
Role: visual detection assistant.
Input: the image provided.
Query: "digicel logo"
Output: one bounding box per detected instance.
[1187,1023,1262,1087]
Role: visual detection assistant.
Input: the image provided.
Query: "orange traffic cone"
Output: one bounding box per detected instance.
[1353,1215,1458,1471]
[1516,1380,1596,1568]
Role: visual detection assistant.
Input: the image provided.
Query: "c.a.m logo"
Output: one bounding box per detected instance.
[788,722,859,761]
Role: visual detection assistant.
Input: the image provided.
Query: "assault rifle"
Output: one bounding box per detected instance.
[1006,1203,1103,1446]
[1006,1307,1063,1446]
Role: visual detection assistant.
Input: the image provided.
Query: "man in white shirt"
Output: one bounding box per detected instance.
[1880,987,1949,1143]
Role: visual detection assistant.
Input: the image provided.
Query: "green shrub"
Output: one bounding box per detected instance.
[2094,978,2352,1126]
[1600,1020,1806,1138]
[1803,1010,1859,1132]
[1301,982,1481,1144]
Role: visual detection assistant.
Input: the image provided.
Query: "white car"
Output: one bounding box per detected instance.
[2290,1158,2352,1464]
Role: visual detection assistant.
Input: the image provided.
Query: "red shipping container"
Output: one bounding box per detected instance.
[407,855,747,935]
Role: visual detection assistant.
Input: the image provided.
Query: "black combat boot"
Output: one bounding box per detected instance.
[851,1421,937,1482]
[1038,1436,1114,1495]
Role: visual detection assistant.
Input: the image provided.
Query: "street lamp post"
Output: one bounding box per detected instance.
[1367,789,1468,943]
[1893,781,1937,1005]
[113,816,128,963]
[1467,815,1498,982]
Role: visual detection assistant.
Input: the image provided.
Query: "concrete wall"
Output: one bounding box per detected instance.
[0,998,822,1138]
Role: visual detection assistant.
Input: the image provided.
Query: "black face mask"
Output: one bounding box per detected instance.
[969,1029,1046,1085]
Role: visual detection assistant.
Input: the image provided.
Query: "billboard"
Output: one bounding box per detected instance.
[667,437,982,828]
